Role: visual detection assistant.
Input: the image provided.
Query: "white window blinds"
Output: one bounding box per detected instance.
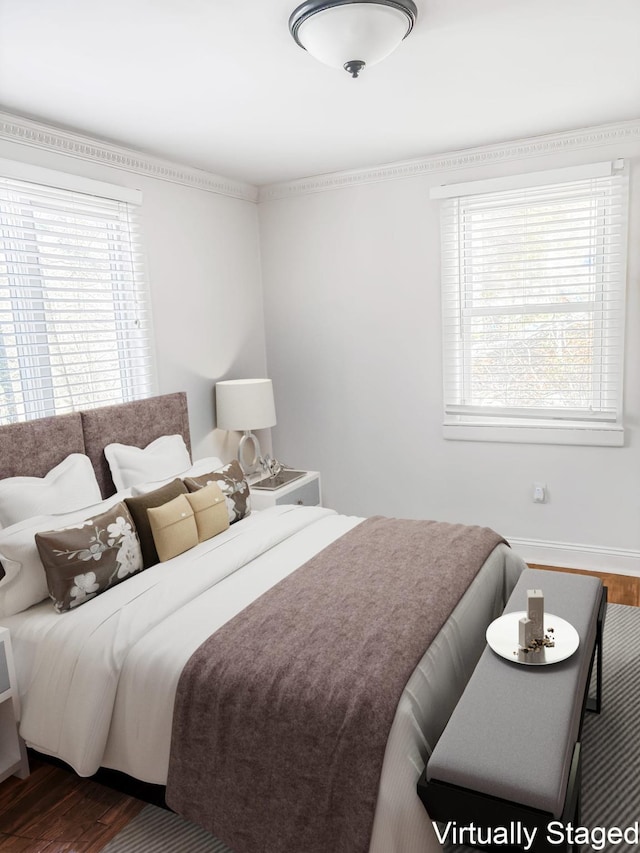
[0,166,155,424]
[435,162,629,445]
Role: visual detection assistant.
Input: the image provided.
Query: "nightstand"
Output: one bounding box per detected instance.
[250,471,321,511]
[0,627,29,783]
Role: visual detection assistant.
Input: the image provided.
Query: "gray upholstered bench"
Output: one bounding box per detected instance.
[418,568,606,853]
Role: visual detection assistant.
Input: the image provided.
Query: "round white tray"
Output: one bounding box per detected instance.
[486,611,579,666]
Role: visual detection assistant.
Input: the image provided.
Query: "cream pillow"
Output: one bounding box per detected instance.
[0,453,102,530]
[104,435,191,492]
[185,483,229,542]
[130,456,224,496]
[147,494,198,562]
[183,460,251,524]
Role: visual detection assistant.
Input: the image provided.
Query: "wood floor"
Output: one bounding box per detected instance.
[0,758,143,851]
[529,564,640,607]
[0,565,638,851]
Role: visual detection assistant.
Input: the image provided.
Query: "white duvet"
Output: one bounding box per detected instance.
[2,505,525,853]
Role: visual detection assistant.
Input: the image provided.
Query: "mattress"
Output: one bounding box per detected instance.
[2,505,525,853]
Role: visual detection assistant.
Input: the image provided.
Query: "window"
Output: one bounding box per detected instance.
[432,161,629,446]
[0,160,155,425]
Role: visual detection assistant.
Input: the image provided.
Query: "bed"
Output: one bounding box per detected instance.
[0,392,526,853]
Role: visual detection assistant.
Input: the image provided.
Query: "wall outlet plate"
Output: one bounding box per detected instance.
[533,482,547,503]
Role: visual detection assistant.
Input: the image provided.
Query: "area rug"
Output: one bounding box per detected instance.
[100,804,230,852]
[101,602,639,853]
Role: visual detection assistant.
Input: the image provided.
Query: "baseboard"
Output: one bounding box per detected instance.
[507,537,640,577]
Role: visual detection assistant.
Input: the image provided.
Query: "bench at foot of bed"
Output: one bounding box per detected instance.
[418,568,606,853]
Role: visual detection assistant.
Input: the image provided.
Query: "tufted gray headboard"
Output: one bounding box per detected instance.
[0,392,192,498]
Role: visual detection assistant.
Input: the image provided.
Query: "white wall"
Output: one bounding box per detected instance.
[0,134,267,461]
[259,126,640,572]
[4,117,638,573]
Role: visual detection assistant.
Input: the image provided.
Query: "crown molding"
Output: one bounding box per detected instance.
[259,118,640,202]
[2,112,638,205]
[0,111,259,203]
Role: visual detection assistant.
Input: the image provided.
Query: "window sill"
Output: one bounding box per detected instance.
[442,422,624,447]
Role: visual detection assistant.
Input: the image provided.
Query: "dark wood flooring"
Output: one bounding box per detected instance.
[0,565,637,851]
[0,758,143,851]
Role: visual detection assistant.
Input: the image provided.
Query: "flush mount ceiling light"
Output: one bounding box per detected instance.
[289,0,418,78]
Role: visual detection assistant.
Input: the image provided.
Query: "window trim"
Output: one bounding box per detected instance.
[442,422,624,447]
[432,161,629,447]
[431,161,617,200]
[0,157,141,205]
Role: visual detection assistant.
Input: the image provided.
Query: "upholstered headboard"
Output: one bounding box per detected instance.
[0,392,191,498]
[0,412,85,480]
[81,393,191,496]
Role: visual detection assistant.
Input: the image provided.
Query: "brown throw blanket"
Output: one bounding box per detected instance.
[166,516,505,853]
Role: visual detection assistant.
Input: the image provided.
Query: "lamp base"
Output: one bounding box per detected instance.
[237,430,262,475]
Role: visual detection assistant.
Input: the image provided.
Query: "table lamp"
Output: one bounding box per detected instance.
[215,378,277,474]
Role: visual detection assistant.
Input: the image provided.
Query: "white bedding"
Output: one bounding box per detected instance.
[1,505,525,853]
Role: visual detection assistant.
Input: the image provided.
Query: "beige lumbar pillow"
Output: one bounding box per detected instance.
[185,482,229,542]
[183,459,250,523]
[147,494,198,562]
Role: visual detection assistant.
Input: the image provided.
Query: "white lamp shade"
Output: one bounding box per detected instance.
[294,3,414,71]
[216,379,277,431]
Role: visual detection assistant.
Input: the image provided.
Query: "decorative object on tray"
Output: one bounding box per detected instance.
[487,610,579,666]
[518,587,545,648]
[260,454,282,478]
[251,468,306,491]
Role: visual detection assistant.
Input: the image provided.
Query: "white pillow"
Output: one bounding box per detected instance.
[0,453,102,530]
[0,490,132,617]
[104,435,191,492]
[130,456,224,496]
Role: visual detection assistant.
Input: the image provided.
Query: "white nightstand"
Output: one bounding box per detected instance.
[0,627,29,783]
[250,471,321,511]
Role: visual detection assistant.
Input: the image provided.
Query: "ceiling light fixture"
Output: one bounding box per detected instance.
[289,0,418,78]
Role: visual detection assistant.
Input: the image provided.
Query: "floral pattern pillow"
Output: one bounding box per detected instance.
[184,459,250,523]
[35,502,143,612]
